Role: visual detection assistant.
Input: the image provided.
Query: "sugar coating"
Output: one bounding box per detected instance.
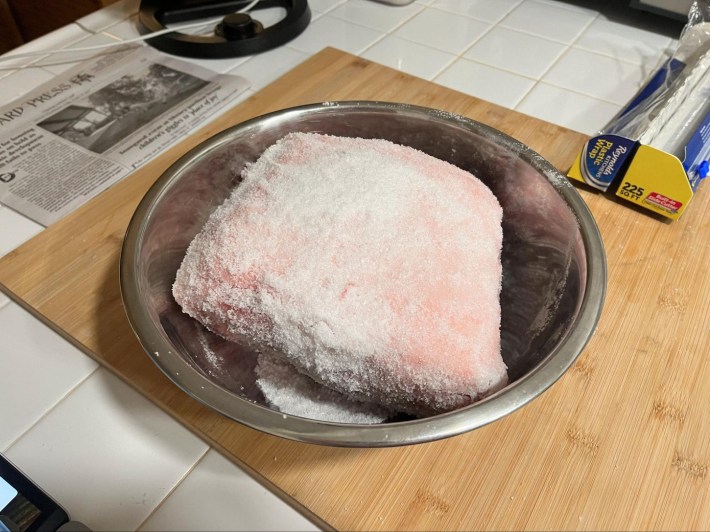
[255,353,391,424]
[173,132,507,417]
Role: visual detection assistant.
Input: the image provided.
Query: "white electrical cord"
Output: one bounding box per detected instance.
[0,0,261,64]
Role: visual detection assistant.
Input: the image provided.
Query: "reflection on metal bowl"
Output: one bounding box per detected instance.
[120,101,606,447]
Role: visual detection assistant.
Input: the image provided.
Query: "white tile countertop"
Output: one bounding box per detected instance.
[0,0,684,530]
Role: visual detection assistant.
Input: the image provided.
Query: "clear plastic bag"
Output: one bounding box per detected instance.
[601,1,710,160]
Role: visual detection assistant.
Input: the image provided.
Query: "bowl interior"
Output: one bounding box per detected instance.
[122,103,597,444]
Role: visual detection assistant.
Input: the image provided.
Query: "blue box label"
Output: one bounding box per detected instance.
[580,134,638,190]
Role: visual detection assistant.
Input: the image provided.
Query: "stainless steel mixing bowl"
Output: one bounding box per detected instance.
[120,101,606,447]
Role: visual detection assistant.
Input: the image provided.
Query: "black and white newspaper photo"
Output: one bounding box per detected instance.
[0,45,250,226]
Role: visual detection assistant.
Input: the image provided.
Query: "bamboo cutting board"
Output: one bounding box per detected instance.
[1,48,710,531]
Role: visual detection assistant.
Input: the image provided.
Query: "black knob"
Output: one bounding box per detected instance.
[217,13,263,40]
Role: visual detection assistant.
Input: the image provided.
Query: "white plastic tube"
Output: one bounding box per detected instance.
[647,59,710,157]
[638,42,710,146]
[602,21,710,143]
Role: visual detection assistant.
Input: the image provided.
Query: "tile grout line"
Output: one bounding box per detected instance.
[349,0,621,118]
[429,20,498,83]
[514,10,601,111]
[567,41,674,69]
[428,54,460,82]
[496,21,589,47]
[356,3,507,61]
[529,78,629,106]
[134,446,212,531]
[333,1,426,32]
[358,33,388,57]
[0,293,10,311]
[2,365,101,453]
[312,2,578,103]
[487,15,672,68]
[429,0,533,84]
[312,0,347,17]
[529,0,599,16]
[348,3,458,70]
[417,2,523,26]
[357,3,426,55]
[513,3,673,111]
[449,18,664,84]
[309,0,430,57]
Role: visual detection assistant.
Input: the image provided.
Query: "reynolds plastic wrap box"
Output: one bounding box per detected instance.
[568,7,710,220]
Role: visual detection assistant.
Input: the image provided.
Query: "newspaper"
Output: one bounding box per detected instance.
[0,45,250,226]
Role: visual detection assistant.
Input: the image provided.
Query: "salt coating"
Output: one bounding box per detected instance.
[255,354,391,423]
[173,132,507,418]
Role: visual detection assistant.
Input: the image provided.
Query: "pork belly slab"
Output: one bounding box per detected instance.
[173,132,507,418]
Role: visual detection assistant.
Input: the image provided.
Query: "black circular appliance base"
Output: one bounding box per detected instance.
[138,0,311,58]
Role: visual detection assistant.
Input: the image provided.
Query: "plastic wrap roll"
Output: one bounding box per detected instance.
[647,61,710,157]
[637,44,710,146]
[601,21,710,143]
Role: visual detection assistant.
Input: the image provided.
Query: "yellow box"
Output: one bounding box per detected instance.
[568,135,699,220]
